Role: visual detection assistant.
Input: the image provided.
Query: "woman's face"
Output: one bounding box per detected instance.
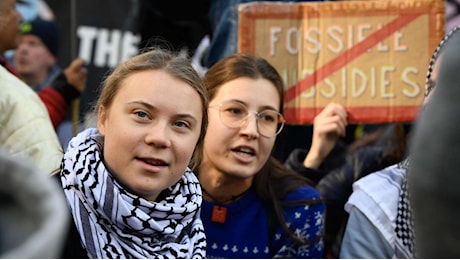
[202,77,281,179]
[98,70,203,201]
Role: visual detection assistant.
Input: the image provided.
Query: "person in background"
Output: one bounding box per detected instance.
[285,114,411,258]
[9,17,87,132]
[56,48,208,258]
[408,26,460,258]
[339,26,460,259]
[0,0,62,175]
[194,53,325,258]
[14,17,61,91]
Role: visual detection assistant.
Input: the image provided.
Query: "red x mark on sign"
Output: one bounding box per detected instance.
[284,14,421,104]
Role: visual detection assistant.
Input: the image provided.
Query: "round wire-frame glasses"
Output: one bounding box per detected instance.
[210,100,285,137]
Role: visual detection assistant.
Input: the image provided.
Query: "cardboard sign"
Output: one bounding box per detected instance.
[239,0,445,124]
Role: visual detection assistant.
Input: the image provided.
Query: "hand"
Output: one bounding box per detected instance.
[64,58,87,93]
[303,102,348,169]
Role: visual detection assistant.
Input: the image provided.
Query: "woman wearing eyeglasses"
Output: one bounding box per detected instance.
[193,53,326,258]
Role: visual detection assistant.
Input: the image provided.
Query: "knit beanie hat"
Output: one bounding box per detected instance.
[20,18,59,57]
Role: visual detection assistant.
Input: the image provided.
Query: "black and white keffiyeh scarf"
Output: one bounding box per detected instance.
[60,128,206,259]
[395,158,415,258]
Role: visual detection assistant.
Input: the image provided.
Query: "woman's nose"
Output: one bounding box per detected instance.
[144,122,171,147]
[239,113,259,139]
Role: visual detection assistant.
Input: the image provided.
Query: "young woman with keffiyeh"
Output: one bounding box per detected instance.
[55,48,208,258]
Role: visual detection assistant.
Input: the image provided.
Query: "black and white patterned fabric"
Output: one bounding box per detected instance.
[395,159,415,258]
[60,128,206,259]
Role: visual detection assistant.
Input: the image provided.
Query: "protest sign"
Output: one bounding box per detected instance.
[239,0,445,123]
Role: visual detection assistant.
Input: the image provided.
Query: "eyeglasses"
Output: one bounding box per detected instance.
[210,101,285,137]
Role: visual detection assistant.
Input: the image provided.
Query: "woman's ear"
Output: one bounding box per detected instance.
[97,106,106,135]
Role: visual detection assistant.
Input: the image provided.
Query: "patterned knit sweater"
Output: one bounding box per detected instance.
[201,186,325,258]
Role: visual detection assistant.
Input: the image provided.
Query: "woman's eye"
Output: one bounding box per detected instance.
[260,114,276,122]
[227,107,244,115]
[173,120,190,129]
[135,111,148,118]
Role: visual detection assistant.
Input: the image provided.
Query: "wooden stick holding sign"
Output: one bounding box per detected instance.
[70,0,79,136]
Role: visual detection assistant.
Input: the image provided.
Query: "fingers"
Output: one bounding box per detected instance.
[317,116,347,137]
[321,102,348,120]
[64,58,88,93]
[314,102,348,137]
[69,58,86,71]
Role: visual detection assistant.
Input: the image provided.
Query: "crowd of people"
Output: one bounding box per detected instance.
[1,0,459,258]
